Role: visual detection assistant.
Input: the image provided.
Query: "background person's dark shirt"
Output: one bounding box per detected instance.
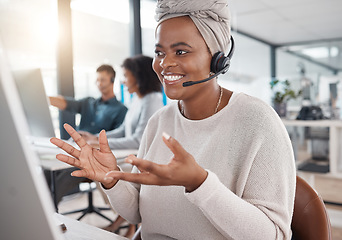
[65,96,127,134]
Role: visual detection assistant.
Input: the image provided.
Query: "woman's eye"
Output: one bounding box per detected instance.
[154,50,164,57]
[176,50,187,55]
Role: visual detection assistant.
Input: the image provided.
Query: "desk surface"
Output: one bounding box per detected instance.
[282,119,342,127]
[55,213,128,240]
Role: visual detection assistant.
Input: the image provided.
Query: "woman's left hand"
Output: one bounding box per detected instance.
[105,133,208,192]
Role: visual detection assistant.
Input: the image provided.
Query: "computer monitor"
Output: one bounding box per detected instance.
[13,68,56,138]
[0,41,64,239]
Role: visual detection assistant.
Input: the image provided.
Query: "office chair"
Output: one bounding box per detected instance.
[61,179,113,223]
[291,176,332,240]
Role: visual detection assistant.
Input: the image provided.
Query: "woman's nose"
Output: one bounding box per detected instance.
[160,54,177,69]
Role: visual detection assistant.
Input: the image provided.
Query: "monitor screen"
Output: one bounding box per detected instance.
[13,68,56,138]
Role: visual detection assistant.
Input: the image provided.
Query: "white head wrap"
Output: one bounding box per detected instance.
[155,0,231,55]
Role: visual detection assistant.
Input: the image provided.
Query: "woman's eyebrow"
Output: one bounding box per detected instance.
[155,42,193,49]
[171,42,192,48]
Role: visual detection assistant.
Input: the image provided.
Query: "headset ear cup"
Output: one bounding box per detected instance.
[210,52,224,73]
[219,57,230,74]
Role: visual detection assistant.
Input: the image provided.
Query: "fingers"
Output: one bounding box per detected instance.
[50,137,81,159]
[63,123,88,148]
[71,169,89,178]
[162,132,189,160]
[56,154,81,168]
[105,171,160,185]
[125,155,168,177]
[98,130,112,153]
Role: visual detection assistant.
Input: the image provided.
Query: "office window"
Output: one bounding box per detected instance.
[0,0,57,70]
[219,32,272,105]
[0,0,132,136]
[0,0,59,136]
[71,0,130,100]
[276,49,339,115]
[0,0,58,96]
[141,0,158,58]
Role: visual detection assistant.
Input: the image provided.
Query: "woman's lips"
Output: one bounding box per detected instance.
[162,74,184,85]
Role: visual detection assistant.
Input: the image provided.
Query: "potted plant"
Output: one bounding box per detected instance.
[270,79,302,117]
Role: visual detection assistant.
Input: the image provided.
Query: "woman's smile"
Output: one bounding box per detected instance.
[162,73,185,85]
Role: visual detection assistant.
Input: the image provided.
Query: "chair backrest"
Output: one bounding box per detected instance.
[291,176,332,240]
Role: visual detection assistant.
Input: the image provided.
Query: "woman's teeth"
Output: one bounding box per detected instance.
[164,75,183,81]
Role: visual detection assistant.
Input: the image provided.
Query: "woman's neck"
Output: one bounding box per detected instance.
[180,84,231,120]
[136,91,144,98]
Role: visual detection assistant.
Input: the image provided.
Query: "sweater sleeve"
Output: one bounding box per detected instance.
[101,172,141,224]
[185,113,296,239]
[100,125,152,224]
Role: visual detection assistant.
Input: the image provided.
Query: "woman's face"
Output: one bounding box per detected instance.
[152,16,212,100]
[123,68,138,94]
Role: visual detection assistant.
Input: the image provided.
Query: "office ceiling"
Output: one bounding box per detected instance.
[230,0,342,45]
[229,0,342,71]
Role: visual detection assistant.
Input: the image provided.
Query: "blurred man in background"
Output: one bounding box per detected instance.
[49,64,127,134]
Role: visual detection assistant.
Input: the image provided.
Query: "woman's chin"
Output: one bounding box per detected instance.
[164,90,182,100]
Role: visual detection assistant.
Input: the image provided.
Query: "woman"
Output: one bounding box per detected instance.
[80,54,164,150]
[51,0,296,239]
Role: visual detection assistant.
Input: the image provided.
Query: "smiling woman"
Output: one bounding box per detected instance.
[153,17,214,109]
[51,0,296,239]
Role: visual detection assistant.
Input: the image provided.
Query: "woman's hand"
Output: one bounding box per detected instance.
[50,124,119,189]
[105,133,208,192]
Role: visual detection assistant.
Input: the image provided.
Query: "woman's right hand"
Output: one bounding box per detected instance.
[50,123,119,189]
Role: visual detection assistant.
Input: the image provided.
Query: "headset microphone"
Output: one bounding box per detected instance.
[182,35,235,87]
[182,66,228,87]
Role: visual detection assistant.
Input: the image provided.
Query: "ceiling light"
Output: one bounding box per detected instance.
[300,46,339,59]
[330,46,339,57]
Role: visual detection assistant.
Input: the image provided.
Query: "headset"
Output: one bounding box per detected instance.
[182,35,235,87]
[110,76,115,83]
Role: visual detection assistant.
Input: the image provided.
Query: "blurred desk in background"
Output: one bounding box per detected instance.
[283,119,342,208]
[282,119,342,176]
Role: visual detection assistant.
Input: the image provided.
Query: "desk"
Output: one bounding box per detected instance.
[55,213,128,240]
[40,158,73,212]
[282,119,342,176]
[35,144,139,162]
[283,120,342,208]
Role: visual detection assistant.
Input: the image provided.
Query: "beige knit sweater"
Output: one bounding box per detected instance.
[103,92,296,239]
